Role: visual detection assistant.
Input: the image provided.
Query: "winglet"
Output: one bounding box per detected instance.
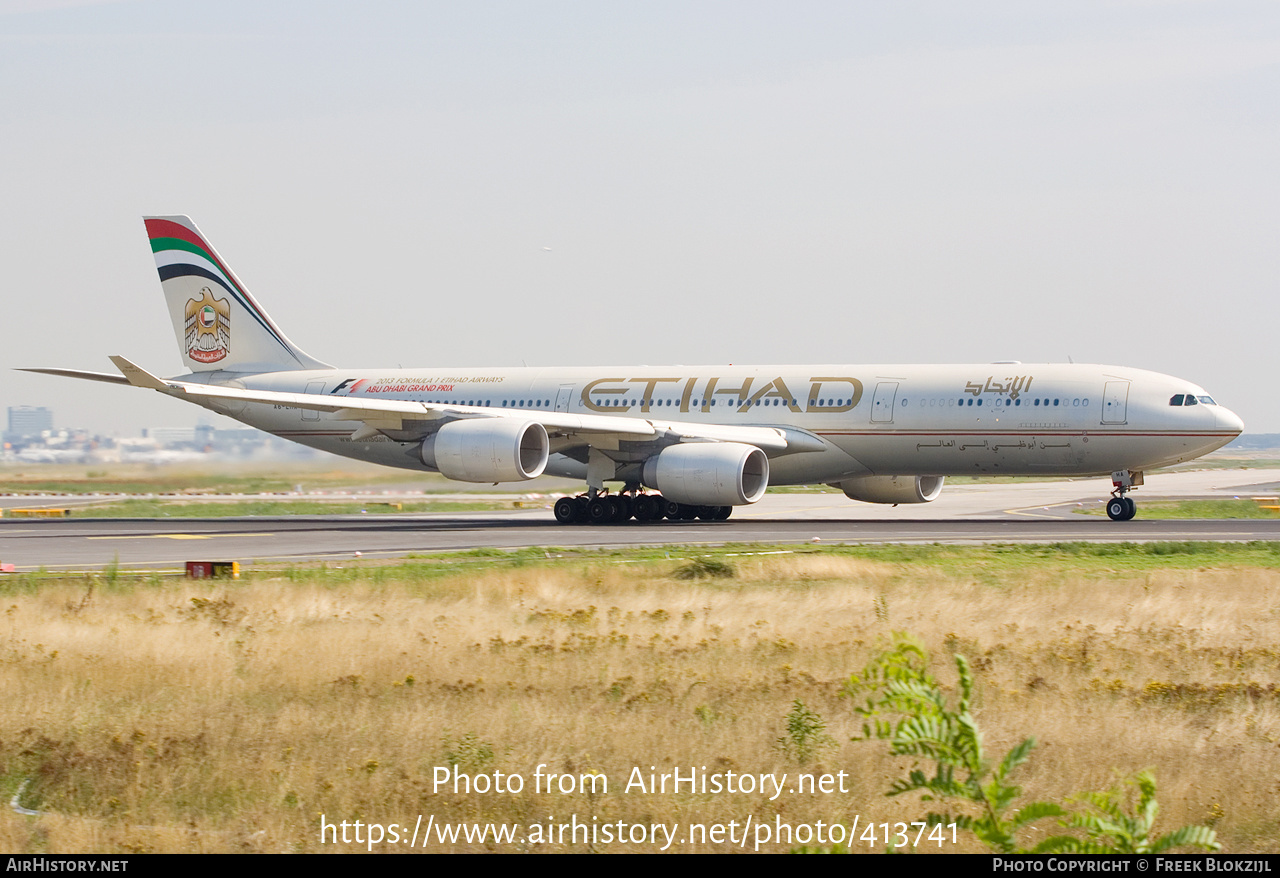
[109,356,170,390]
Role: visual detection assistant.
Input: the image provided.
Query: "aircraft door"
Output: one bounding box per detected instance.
[555,385,575,413]
[1101,380,1129,425]
[302,380,326,421]
[871,381,899,424]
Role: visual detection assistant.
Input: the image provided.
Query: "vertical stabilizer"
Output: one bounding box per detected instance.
[144,216,332,373]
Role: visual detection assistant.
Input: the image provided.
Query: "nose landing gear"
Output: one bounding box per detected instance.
[1106,496,1137,521]
[1106,470,1143,521]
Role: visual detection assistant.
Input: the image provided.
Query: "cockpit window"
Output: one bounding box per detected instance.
[1171,393,1217,407]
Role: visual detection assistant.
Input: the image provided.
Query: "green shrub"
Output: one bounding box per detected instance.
[838,636,1219,854]
[673,557,735,580]
[776,700,835,765]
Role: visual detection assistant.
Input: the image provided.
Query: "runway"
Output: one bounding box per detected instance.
[2,469,1278,571]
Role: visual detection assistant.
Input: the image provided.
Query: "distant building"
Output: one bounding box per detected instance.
[7,406,53,438]
[145,426,198,446]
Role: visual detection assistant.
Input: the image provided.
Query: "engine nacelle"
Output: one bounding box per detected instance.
[642,443,769,506]
[420,419,549,482]
[837,475,944,504]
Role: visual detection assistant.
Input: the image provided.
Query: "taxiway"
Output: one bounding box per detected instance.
[1,469,1277,571]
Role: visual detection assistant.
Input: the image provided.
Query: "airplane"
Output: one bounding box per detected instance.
[22,216,1244,524]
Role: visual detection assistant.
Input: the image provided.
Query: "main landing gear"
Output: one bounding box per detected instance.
[1105,469,1143,521]
[552,491,732,525]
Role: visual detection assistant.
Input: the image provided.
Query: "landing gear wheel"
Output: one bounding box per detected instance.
[588,497,613,524]
[633,495,657,522]
[1106,497,1131,521]
[553,497,580,524]
[713,506,732,521]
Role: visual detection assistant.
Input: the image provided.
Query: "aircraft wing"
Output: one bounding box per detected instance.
[94,357,797,453]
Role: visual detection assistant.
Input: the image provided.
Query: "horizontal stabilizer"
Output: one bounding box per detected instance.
[109,356,170,390]
[16,367,130,386]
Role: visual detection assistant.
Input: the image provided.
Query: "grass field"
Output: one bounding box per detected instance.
[63,499,514,518]
[1076,499,1280,519]
[0,461,582,496]
[2,448,1274,500]
[1,543,1278,853]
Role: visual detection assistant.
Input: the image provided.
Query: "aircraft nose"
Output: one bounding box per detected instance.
[1216,406,1244,437]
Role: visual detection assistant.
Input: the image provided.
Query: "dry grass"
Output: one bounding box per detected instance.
[1,550,1278,853]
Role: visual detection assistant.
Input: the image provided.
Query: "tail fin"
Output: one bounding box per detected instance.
[144,216,332,373]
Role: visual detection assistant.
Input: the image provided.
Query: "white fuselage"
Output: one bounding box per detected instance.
[185,362,1242,487]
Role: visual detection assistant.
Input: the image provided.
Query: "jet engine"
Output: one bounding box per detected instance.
[837,475,944,504]
[642,443,769,506]
[420,419,549,482]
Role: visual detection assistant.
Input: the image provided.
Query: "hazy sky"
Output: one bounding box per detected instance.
[3,1,1278,434]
